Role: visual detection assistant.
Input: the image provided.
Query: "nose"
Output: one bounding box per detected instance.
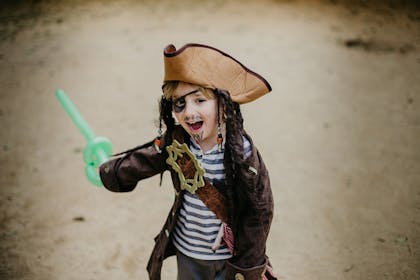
[183,100,197,119]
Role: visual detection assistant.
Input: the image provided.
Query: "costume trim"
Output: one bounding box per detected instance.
[166,140,205,194]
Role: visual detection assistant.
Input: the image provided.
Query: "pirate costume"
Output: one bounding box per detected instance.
[100,43,276,280]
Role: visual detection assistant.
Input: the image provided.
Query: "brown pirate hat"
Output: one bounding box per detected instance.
[163,43,271,104]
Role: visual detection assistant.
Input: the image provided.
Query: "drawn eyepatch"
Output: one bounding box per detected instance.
[171,89,201,113]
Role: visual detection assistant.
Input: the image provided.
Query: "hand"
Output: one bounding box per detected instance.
[83,136,112,186]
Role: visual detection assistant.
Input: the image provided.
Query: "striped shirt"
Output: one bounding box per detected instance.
[172,137,252,260]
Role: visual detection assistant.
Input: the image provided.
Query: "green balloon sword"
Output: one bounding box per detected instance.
[55,89,113,186]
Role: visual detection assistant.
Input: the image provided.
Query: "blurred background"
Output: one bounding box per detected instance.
[0,0,419,279]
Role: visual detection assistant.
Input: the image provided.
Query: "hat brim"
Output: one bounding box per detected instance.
[163,43,271,104]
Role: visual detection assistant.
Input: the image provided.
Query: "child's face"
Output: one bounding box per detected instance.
[172,82,219,152]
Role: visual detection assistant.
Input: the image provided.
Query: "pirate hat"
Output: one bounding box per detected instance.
[163,43,271,104]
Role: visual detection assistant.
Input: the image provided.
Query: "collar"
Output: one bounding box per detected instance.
[189,136,225,155]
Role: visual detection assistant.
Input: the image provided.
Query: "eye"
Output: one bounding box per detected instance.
[197,98,206,103]
[172,98,185,113]
[174,98,185,107]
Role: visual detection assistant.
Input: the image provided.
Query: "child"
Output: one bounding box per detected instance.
[99,43,276,280]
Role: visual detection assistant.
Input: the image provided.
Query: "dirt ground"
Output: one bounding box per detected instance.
[0,0,419,279]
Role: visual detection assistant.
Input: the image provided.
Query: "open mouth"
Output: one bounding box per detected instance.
[188,121,203,132]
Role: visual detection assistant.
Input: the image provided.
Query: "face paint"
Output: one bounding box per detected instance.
[172,82,220,152]
[184,115,203,123]
[172,97,186,113]
[172,89,200,113]
[193,131,204,142]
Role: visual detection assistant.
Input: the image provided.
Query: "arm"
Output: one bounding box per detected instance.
[226,148,274,280]
[99,140,168,192]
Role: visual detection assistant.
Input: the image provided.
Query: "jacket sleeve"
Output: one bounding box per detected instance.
[225,147,275,280]
[99,140,168,192]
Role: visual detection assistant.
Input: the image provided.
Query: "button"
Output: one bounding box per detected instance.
[165,229,169,237]
[104,165,110,173]
[235,273,244,280]
[248,166,258,175]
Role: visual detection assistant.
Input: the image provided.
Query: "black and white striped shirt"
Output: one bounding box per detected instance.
[172,137,252,260]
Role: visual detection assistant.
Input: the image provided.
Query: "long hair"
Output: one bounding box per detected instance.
[158,95,176,149]
[158,88,248,228]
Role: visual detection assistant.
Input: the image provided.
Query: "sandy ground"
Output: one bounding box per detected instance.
[0,0,419,279]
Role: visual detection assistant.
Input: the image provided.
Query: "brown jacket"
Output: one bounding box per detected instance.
[99,126,275,280]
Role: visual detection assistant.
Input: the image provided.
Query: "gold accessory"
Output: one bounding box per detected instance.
[166,140,205,194]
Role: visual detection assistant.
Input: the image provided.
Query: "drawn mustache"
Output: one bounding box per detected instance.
[184,115,203,123]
